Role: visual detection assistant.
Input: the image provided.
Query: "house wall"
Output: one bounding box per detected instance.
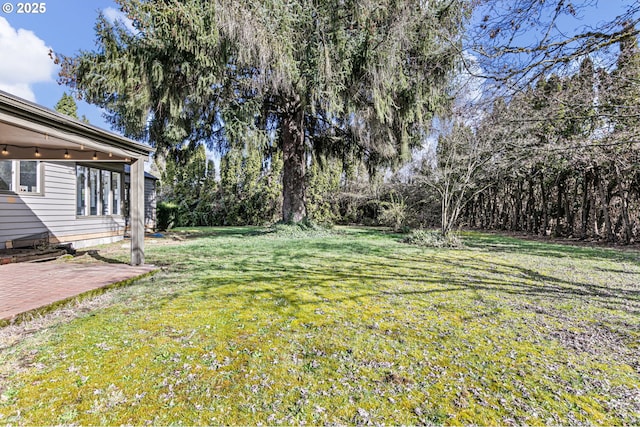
[0,162,126,249]
[124,172,157,231]
[144,176,157,230]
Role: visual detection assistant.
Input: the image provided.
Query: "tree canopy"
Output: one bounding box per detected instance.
[423,31,640,243]
[468,0,640,88]
[54,92,79,119]
[59,0,469,222]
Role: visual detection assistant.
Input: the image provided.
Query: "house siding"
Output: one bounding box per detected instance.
[124,171,157,231]
[0,162,125,249]
[144,176,157,230]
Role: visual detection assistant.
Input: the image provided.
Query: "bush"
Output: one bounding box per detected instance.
[378,195,407,231]
[269,219,337,238]
[156,201,179,231]
[403,229,463,248]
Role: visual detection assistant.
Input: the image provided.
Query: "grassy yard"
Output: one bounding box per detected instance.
[1,226,639,425]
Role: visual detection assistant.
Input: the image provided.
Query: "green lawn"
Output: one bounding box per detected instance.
[1,227,639,425]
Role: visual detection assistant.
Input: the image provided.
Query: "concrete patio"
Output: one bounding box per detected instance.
[0,261,157,323]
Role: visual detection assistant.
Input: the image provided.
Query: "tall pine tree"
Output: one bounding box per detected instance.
[59,0,468,222]
[54,92,79,119]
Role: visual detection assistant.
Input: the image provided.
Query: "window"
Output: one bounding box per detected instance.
[0,161,11,191]
[76,165,122,216]
[111,172,121,215]
[0,161,41,193]
[76,166,87,215]
[89,168,99,215]
[101,170,111,215]
[19,161,39,192]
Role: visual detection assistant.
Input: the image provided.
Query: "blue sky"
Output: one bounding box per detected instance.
[0,0,122,129]
[0,0,636,137]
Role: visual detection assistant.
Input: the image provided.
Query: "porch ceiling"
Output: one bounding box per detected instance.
[0,90,153,162]
[0,119,134,162]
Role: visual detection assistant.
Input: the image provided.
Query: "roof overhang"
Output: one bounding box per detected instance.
[0,90,154,162]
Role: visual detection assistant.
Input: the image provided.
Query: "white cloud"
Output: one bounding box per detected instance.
[0,17,56,102]
[0,82,36,101]
[455,53,485,106]
[103,7,137,34]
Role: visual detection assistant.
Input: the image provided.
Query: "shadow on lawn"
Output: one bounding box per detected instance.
[65,249,128,264]
[463,232,640,264]
[170,238,640,319]
[164,226,270,240]
[140,229,640,326]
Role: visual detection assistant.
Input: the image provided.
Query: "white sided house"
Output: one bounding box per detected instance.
[0,91,154,265]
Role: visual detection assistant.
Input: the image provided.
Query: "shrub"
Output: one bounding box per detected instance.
[156,201,179,231]
[378,195,408,232]
[269,219,337,238]
[403,229,463,248]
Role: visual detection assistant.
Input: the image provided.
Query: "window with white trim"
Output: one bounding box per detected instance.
[101,170,111,215]
[0,161,11,191]
[0,160,41,193]
[111,172,121,215]
[89,168,99,215]
[76,165,122,216]
[76,166,87,215]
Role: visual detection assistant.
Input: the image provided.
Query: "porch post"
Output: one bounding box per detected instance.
[130,157,145,265]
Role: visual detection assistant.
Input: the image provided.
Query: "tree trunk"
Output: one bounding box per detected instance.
[566,176,576,237]
[620,188,632,244]
[595,169,614,241]
[514,180,523,230]
[615,165,633,244]
[281,105,307,223]
[441,193,450,235]
[555,174,565,237]
[479,193,486,228]
[490,188,499,228]
[526,177,536,233]
[580,171,590,239]
[540,175,549,235]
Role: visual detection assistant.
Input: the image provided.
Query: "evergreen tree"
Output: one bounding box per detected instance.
[159,144,218,227]
[443,33,640,244]
[598,30,640,243]
[306,155,343,224]
[54,92,79,119]
[217,141,282,225]
[59,0,468,223]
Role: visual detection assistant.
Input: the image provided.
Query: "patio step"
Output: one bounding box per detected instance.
[0,248,68,265]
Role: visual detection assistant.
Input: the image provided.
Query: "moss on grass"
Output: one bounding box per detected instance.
[1,227,639,425]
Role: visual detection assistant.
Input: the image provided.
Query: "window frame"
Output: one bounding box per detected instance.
[111,171,121,216]
[0,160,43,195]
[0,160,12,192]
[76,166,88,216]
[76,163,123,217]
